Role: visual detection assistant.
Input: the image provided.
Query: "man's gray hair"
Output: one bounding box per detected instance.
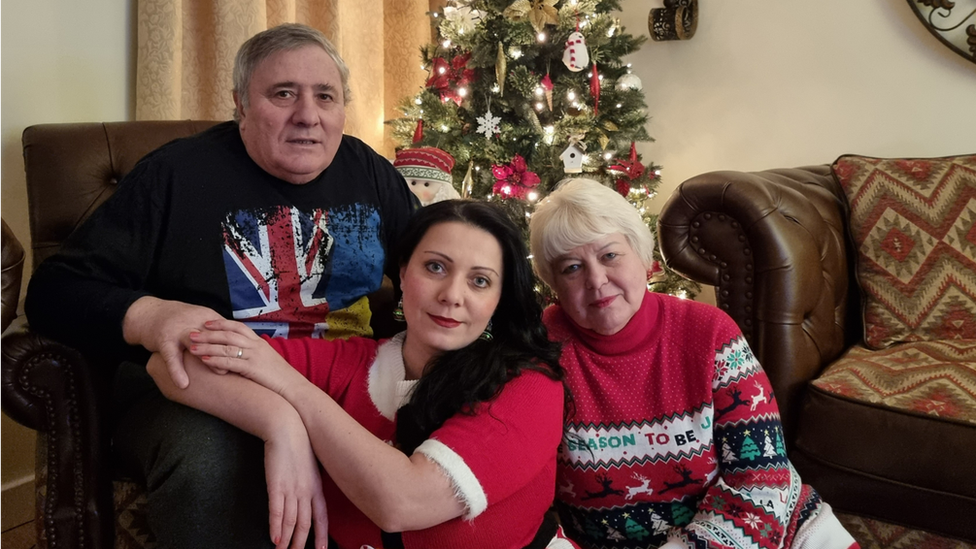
[232,23,351,121]
[529,178,656,288]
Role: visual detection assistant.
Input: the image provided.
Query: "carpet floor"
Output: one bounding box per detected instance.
[836,513,974,549]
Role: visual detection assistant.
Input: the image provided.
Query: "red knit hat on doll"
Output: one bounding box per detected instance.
[394,121,461,206]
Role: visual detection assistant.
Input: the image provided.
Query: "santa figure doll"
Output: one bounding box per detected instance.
[394,147,461,206]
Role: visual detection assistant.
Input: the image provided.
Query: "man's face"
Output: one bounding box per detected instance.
[236,45,346,185]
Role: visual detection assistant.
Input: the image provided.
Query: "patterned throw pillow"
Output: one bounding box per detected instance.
[833,154,976,349]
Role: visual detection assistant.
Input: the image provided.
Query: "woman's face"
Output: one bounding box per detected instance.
[549,233,647,335]
[399,221,503,373]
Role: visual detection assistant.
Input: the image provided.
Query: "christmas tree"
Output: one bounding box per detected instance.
[739,432,761,462]
[762,430,777,458]
[389,0,700,299]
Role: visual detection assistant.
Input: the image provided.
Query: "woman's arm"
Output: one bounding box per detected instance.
[189,320,465,532]
[666,333,796,549]
[146,352,329,549]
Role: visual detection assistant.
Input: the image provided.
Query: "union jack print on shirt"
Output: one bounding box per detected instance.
[222,205,333,338]
[221,204,386,339]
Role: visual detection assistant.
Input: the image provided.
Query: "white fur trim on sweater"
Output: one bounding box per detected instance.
[367,333,417,420]
[793,503,857,549]
[415,438,488,520]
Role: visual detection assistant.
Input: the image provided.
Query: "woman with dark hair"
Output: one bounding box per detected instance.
[148,200,578,549]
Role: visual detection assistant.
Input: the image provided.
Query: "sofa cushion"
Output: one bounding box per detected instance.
[810,340,976,425]
[796,341,976,510]
[832,154,976,349]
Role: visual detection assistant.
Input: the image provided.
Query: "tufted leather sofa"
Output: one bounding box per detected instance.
[657,165,976,541]
[2,121,221,549]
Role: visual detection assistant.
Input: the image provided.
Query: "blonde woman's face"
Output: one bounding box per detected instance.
[550,233,646,335]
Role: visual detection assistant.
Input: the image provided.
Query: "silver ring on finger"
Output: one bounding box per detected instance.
[236,347,244,359]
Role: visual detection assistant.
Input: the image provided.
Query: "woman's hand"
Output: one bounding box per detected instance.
[187,319,299,395]
[264,423,329,549]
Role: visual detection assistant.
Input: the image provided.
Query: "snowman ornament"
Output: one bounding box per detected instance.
[562,31,589,72]
[394,147,461,206]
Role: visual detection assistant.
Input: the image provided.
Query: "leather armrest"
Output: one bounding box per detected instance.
[1,323,113,549]
[657,166,855,437]
[2,218,26,332]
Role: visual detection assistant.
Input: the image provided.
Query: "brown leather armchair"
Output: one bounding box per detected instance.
[2,120,222,549]
[657,165,976,541]
[2,120,402,549]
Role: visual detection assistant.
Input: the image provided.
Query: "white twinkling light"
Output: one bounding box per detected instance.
[537,32,547,42]
[415,97,423,105]
[458,87,468,97]
[543,125,555,144]
[443,39,451,48]
[567,90,577,101]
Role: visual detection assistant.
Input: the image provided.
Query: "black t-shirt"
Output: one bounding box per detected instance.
[26,121,418,363]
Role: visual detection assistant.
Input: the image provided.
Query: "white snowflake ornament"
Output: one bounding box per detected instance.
[476,109,501,139]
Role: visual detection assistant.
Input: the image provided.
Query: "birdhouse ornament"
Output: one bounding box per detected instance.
[394,147,460,206]
[562,31,589,72]
[560,142,586,173]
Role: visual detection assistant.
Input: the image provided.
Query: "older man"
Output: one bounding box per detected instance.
[26,24,418,549]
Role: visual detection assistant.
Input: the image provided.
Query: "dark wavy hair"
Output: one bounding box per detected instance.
[394,200,565,453]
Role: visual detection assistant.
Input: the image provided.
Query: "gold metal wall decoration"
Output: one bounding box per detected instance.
[906,0,976,64]
[650,0,698,41]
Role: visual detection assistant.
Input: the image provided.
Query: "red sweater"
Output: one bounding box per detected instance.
[546,292,857,549]
[268,333,569,549]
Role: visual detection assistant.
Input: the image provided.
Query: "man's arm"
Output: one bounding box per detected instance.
[25,160,166,360]
[24,157,221,387]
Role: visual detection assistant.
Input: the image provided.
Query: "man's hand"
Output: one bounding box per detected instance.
[123,296,223,388]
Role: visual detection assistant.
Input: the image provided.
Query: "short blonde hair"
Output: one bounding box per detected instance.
[529,178,655,287]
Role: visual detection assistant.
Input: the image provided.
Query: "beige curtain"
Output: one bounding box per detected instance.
[136,0,439,156]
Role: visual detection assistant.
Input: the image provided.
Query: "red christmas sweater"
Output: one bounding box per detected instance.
[267,333,572,549]
[546,292,857,549]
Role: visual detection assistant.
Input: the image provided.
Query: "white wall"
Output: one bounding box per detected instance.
[617,0,976,303]
[0,0,133,529]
